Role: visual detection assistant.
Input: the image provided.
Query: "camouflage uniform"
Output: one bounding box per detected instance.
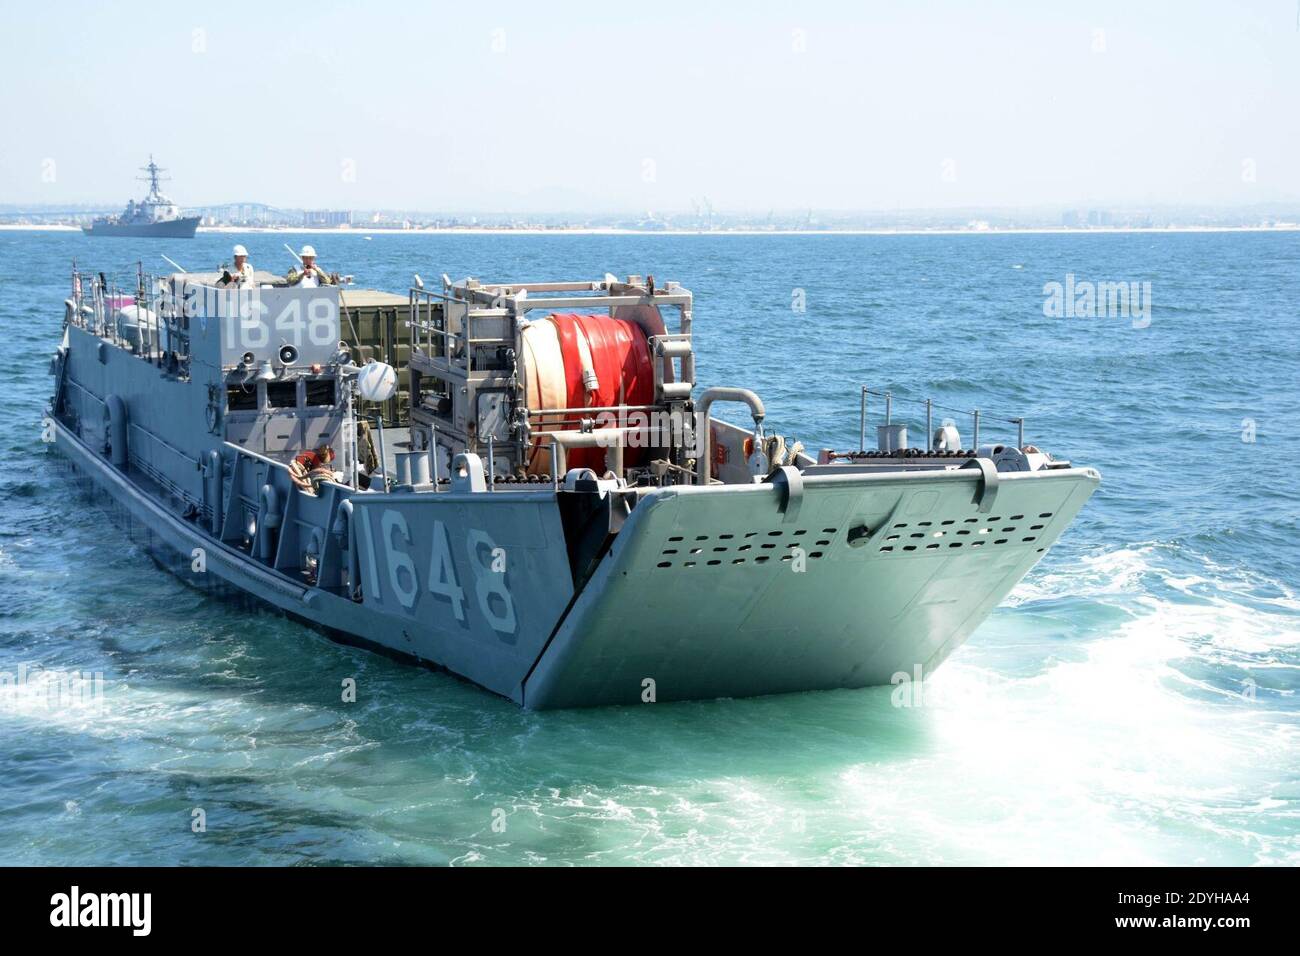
[285,264,337,286]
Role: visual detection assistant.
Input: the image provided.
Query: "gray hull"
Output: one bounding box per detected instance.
[50,411,1098,708]
[82,217,200,238]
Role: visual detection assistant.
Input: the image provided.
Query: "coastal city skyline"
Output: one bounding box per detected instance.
[5,197,1299,233]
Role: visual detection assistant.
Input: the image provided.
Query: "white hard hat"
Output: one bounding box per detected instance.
[232,244,248,257]
[300,245,317,258]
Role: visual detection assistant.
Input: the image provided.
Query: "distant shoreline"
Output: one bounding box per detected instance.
[2,223,1298,237]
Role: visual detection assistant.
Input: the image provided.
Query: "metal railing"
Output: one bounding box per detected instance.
[406,286,516,378]
[407,286,454,365]
[408,276,697,383]
[68,262,191,377]
[858,386,1026,453]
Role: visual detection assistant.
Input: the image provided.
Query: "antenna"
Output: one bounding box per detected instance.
[137,155,171,200]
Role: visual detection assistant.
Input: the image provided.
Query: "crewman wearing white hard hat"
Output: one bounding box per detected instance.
[218,243,255,287]
[286,244,337,287]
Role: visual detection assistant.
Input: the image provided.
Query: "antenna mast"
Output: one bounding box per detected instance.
[137,155,170,200]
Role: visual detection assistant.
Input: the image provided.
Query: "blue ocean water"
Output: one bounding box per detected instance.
[0,229,1296,865]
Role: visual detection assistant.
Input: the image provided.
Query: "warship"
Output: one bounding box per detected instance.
[82,157,200,238]
[45,263,1099,708]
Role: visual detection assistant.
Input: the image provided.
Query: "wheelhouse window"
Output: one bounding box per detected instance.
[305,379,335,406]
[266,381,298,408]
[226,384,258,412]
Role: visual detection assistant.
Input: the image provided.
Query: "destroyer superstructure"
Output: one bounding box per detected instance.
[46,266,1099,707]
[82,157,200,238]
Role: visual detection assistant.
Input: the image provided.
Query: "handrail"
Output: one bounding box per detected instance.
[695,387,765,485]
[859,385,1026,452]
[69,265,192,378]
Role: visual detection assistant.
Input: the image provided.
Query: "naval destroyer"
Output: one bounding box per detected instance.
[45,264,1099,708]
[82,157,200,238]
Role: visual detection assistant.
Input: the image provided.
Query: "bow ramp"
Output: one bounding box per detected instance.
[523,460,1098,708]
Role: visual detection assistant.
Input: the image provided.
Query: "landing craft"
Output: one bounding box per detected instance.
[45,265,1099,707]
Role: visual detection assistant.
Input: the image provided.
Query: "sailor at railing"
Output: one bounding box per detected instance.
[285,245,338,288]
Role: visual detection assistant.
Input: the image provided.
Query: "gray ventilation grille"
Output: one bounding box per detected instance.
[656,528,837,568]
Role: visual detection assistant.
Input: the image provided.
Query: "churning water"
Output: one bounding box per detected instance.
[1,229,1296,865]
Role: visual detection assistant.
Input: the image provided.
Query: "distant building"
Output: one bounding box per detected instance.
[303,209,352,227]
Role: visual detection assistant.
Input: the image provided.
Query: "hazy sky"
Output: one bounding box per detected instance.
[1,1,1297,213]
